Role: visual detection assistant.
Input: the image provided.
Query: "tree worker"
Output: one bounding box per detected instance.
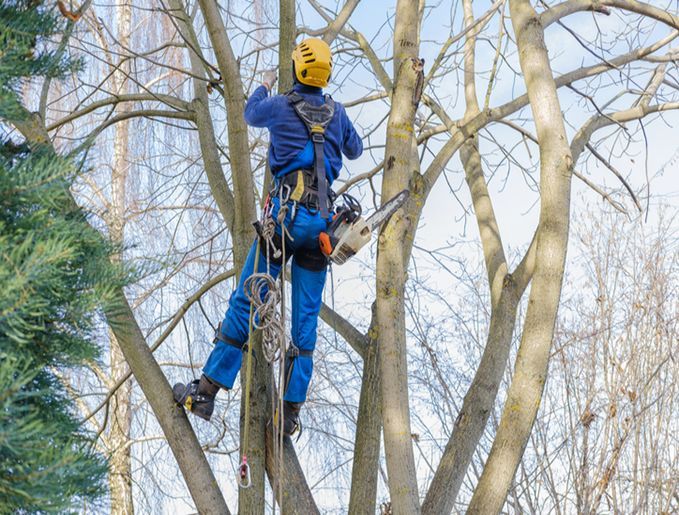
[173,38,363,436]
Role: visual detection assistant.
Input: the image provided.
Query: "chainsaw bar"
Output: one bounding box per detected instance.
[366,190,409,232]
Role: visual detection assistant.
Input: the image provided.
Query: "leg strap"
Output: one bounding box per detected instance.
[286,346,314,359]
[214,322,253,355]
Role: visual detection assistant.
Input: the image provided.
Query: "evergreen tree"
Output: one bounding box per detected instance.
[0,1,126,511]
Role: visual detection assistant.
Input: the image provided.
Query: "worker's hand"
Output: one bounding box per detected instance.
[262,70,277,91]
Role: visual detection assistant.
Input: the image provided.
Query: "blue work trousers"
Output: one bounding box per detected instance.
[203,197,328,403]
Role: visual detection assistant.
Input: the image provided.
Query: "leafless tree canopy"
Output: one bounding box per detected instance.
[10,0,678,513]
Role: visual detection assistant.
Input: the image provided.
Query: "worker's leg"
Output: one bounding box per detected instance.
[203,234,287,389]
[284,246,328,403]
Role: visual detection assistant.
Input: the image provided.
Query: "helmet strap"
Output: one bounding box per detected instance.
[291,61,300,86]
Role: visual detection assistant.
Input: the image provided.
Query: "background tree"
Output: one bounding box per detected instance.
[0,1,126,510]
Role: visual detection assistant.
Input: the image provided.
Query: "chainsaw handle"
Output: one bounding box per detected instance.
[338,193,361,221]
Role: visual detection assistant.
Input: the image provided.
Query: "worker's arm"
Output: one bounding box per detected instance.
[339,104,363,160]
[244,83,277,128]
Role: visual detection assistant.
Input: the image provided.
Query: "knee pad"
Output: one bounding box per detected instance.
[294,245,328,272]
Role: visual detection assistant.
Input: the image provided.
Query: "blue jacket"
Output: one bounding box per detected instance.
[244,83,363,183]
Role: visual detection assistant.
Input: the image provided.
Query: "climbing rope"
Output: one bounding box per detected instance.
[243,272,284,363]
[237,240,259,489]
[238,188,294,502]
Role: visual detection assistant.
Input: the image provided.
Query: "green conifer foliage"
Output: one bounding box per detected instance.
[1,1,126,511]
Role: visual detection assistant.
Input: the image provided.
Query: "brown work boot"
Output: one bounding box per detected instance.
[173,374,220,421]
[282,401,303,437]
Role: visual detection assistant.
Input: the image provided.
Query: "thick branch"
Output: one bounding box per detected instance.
[168,0,236,239]
[265,428,320,515]
[47,93,189,131]
[421,5,518,511]
[541,0,679,30]
[467,0,574,510]
[348,325,382,515]
[198,0,257,267]
[84,109,194,146]
[320,303,369,359]
[376,2,424,512]
[84,270,234,422]
[418,31,678,201]
[322,0,361,44]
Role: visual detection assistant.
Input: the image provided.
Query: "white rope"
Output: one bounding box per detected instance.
[246,193,298,506]
[243,272,285,363]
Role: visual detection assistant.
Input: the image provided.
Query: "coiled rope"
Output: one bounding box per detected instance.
[243,273,284,363]
[239,190,295,508]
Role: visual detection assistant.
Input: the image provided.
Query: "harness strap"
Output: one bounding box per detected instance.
[286,91,335,219]
[273,168,338,212]
[213,322,253,355]
[286,347,314,358]
[311,127,329,218]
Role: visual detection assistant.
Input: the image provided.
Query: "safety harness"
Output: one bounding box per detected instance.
[279,90,336,219]
[217,90,337,493]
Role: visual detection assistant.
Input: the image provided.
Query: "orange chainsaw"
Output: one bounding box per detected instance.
[319,190,409,265]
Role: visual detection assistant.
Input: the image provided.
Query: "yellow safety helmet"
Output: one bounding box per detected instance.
[292,38,332,88]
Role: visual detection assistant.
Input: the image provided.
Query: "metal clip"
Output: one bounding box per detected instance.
[290,201,298,224]
[237,455,252,489]
[279,183,292,204]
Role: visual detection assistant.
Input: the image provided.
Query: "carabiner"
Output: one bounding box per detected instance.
[279,183,292,204]
[237,455,252,489]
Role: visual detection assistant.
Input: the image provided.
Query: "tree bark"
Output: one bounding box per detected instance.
[421,285,527,515]
[376,1,423,513]
[540,0,679,30]
[422,3,531,511]
[107,5,134,513]
[322,0,361,44]
[108,332,134,515]
[167,0,236,232]
[278,0,296,93]
[198,0,256,266]
[265,428,320,515]
[467,1,573,512]
[195,3,269,512]
[348,326,382,515]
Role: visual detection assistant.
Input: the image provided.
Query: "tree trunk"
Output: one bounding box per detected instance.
[376,1,423,512]
[421,287,523,514]
[168,0,236,231]
[348,326,382,515]
[422,3,532,511]
[278,0,296,93]
[106,296,232,515]
[198,0,256,266]
[467,1,573,512]
[265,427,320,515]
[108,333,134,515]
[107,3,134,513]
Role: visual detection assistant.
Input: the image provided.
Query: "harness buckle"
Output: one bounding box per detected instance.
[311,132,325,144]
[304,192,319,212]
